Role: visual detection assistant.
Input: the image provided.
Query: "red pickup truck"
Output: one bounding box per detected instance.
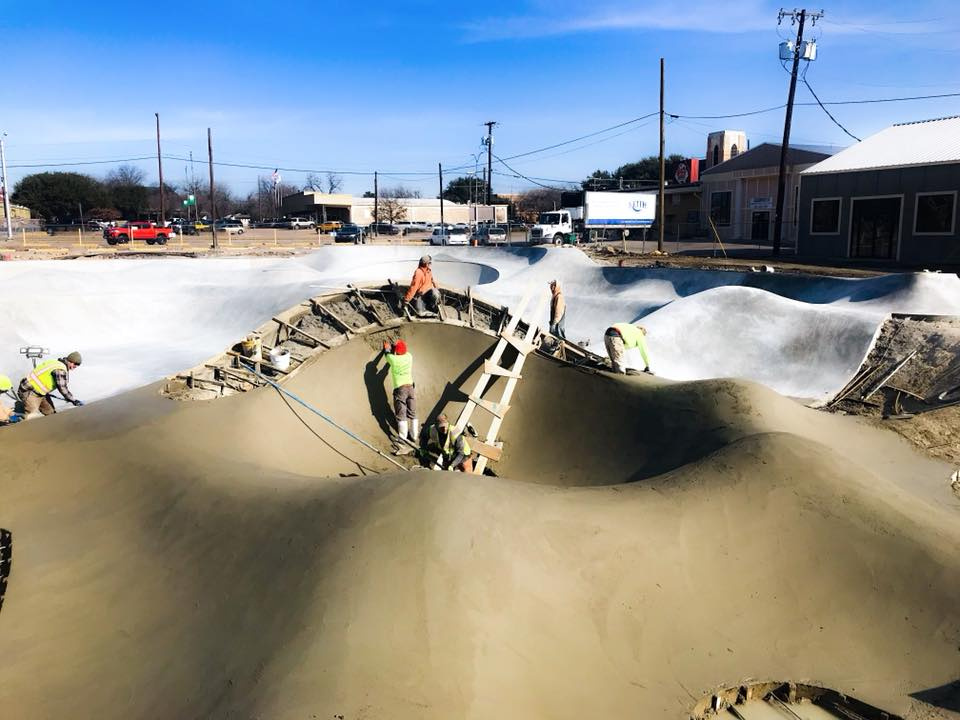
[103,222,173,246]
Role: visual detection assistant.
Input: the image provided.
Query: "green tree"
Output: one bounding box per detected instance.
[442,175,488,204]
[11,172,109,221]
[581,155,686,190]
[106,165,149,219]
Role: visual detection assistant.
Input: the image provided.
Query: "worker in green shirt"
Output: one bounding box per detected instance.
[382,338,418,442]
[603,323,653,375]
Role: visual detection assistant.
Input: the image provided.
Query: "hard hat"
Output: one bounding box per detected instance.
[0,375,11,392]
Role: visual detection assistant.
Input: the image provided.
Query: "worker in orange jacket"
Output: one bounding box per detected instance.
[403,255,441,315]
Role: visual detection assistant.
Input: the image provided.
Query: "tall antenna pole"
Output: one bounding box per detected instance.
[439,163,445,229]
[208,127,218,249]
[658,57,665,253]
[484,121,496,205]
[155,113,165,224]
[0,134,12,240]
[773,8,821,256]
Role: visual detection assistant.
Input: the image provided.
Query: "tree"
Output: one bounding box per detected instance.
[106,164,149,218]
[372,196,407,225]
[11,172,108,221]
[513,188,563,222]
[382,185,420,199]
[581,155,686,190]
[325,172,343,194]
[442,175,487,204]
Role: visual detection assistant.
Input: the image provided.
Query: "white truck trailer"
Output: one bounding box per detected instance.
[529,190,656,244]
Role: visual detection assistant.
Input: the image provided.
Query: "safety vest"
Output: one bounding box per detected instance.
[27,359,66,396]
[386,352,414,389]
[428,425,471,459]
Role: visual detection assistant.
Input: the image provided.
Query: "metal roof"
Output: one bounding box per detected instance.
[700,143,833,176]
[802,116,960,175]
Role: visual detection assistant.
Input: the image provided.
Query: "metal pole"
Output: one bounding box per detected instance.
[0,134,12,240]
[484,120,496,204]
[373,171,379,238]
[658,57,665,253]
[439,163,445,230]
[772,9,806,256]
[155,113,165,225]
[208,128,218,249]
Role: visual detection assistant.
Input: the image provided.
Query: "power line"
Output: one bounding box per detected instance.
[802,77,861,141]
[492,154,578,189]
[8,155,156,169]
[670,91,960,120]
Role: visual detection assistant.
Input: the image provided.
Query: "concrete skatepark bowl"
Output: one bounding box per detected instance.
[0,251,958,719]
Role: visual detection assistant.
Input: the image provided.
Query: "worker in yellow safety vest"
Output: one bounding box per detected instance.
[383,338,418,442]
[17,351,85,417]
[603,323,653,375]
[427,413,473,473]
[0,375,24,425]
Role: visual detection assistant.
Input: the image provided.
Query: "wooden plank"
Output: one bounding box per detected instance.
[273,317,331,348]
[471,438,503,462]
[226,350,290,375]
[500,332,536,357]
[467,286,475,328]
[311,300,355,334]
[348,284,386,326]
[389,278,415,321]
[205,364,261,387]
[483,359,522,379]
[467,394,510,419]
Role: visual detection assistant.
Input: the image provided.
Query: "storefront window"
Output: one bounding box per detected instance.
[710,192,731,226]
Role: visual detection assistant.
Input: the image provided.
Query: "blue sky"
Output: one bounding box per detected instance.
[3,0,959,198]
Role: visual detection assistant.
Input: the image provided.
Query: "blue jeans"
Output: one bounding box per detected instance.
[549,313,566,340]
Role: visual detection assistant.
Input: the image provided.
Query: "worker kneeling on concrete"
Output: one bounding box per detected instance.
[604,323,653,375]
[17,351,85,418]
[428,413,473,473]
[383,339,418,442]
[403,255,441,316]
[0,375,24,425]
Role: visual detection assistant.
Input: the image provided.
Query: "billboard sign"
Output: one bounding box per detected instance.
[584,191,656,227]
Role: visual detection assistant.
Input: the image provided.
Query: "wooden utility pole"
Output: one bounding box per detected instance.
[208,127,218,249]
[658,57,665,253]
[484,121,496,204]
[773,8,821,256]
[373,171,379,238]
[155,113,165,225]
[439,163,445,229]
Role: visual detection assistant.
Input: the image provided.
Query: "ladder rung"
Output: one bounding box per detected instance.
[500,332,535,356]
[482,359,522,379]
[467,394,510,419]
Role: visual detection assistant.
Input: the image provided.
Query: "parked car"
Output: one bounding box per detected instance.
[430,226,470,246]
[283,217,315,230]
[214,219,244,234]
[317,220,342,233]
[170,219,198,235]
[472,225,507,245]
[335,224,364,243]
[367,223,401,235]
[103,221,173,246]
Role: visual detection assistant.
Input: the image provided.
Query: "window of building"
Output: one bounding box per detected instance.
[731,144,739,158]
[810,197,841,234]
[710,191,731,226]
[914,192,956,235]
[712,145,719,166]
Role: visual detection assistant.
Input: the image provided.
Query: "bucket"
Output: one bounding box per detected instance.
[240,333,262,359]
[269,347,291,372]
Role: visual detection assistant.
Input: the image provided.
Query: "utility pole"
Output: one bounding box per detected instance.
[0,133,11,240]
[658,57,665,253]
[155,113,165,225]
[373,171,379,238]
[208,127,218,249]
[438,163,445,229]
[484,121,496,205]
[773,8,822,256]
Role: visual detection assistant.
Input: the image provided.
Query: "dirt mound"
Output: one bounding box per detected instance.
[1,323,958,719]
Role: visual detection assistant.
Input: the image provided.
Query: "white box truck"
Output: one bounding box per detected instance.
[529,191,656,244]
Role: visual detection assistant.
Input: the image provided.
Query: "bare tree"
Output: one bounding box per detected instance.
[305,173,324,191]
[372,196,408,225]
[382,184,420,199]
[325,172,343,194]
[513,188,563,222]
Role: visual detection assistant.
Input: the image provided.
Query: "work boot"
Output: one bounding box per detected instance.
[397,420,409,441]
[410,418,419,442]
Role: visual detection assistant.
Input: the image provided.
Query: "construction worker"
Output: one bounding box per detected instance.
[0,376,24,425]
[427,413,473,473]
[17,351,85,417]
[403,255,441,315]
[603,323,653,375]
[382,338,418,442]
[548,279,567,340]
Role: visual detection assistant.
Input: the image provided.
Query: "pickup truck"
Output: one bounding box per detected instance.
[103,222,173,246]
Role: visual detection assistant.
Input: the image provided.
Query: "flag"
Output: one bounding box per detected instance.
[272,169,281,187]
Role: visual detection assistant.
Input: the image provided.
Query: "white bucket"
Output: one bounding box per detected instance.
[269,347,291,372]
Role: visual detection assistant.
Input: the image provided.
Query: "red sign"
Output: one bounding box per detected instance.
[671,158,699,184]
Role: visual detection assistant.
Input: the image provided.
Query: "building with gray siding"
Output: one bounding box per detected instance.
[799,116,960,264]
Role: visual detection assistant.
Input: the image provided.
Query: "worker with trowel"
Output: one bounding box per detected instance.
[604,323,653,375]
[403,255,441,316]
[548,279,567,340]
[0,376,24,425]
[17,351,85,418]
[383,339,419,443]
[427,413,473,473]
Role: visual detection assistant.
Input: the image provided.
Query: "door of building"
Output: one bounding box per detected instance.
[751,211,770,242]
[850,197,901,259]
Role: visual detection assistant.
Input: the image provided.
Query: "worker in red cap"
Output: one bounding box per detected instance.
[382,338,418,442]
